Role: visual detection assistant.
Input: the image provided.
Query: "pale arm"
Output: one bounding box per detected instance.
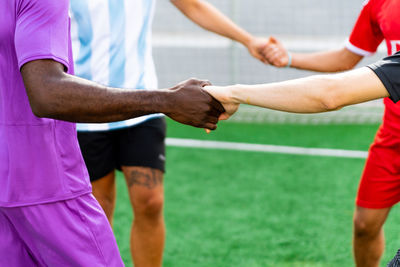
[290,48,364,72]
[171,0,268,62]
[204,67,388,117]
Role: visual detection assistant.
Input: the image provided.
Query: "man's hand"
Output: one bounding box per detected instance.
[166,79,225,130]
[202,85,239,120]
[261,36,290,67]
[246,36,271,64]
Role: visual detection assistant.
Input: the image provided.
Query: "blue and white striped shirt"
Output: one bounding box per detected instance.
[70,0,163,132]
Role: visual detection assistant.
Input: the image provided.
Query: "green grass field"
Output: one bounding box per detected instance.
[113,119,400,266]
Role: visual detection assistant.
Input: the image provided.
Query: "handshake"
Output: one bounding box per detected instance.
[165,36,292,131]
[165,78,238,131]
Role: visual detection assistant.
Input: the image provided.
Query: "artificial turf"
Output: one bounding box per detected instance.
[113,119,400,266]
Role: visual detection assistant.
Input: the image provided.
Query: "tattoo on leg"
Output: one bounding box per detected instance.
[127,169,163,189]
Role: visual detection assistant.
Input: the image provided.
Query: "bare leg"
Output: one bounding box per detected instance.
[123,166,165,267]
[91,171,116,226]
[353,206,391,267]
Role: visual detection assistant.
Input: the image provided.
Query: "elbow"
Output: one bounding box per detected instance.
[336,62,357,72]
[30,103,53,119]
[29,102,44,118]
[28,92,57,118]
[321,98,343,112]
[25,79,62,119]
[317,75,344,112]
[333,50,361,72]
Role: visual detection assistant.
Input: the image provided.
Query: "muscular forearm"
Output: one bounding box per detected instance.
[21,60,172,122]
[291,48,363,72]
[228,67,388,113]
[172,0,253,47]
[31,74,172,122]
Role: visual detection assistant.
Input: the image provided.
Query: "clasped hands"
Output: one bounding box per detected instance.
[169,36,287,131]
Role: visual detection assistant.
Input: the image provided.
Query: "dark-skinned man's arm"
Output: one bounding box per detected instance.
[21,59,224,130]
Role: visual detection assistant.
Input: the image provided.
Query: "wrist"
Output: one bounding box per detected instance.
[239,33,254,48]
[229,84,245,104]
[156,89,175,115]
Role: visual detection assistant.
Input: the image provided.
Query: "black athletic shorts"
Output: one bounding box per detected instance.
[77,117,166,182]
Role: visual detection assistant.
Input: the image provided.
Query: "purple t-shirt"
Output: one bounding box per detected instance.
[0,0,91,207]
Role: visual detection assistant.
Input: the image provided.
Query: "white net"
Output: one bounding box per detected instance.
[152,0,385,124]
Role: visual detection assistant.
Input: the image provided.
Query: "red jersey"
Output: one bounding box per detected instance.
[346,0,400,136]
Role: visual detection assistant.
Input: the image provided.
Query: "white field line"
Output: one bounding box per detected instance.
[166,138,368,159]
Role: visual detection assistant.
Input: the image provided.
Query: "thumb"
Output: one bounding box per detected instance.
[219,113,231,121]
[268,36,278,45]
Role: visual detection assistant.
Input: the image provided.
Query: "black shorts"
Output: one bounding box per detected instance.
[77,117,166,182]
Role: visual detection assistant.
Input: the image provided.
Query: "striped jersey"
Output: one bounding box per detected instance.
[70,0,163,132]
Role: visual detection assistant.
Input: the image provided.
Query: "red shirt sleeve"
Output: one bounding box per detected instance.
[346,0,384,56]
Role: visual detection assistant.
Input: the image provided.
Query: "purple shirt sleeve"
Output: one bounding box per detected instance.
[15,0,71,71]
